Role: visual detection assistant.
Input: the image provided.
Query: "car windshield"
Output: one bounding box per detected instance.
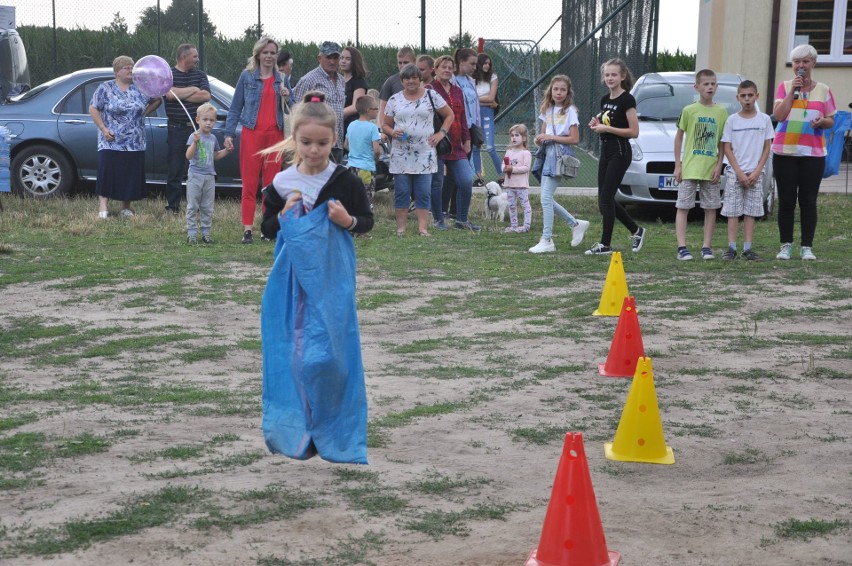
[634,76,742,120]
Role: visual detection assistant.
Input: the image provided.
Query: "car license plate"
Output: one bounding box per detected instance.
[658,175,679,189]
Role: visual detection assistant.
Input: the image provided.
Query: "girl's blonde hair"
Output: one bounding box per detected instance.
[260,91,337,166]
[539,74,574,115]
[508,123,529,148]
[600,58,634,92]
[246,36,279,72]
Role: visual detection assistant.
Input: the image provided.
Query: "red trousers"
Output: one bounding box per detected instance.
[240,127,283,226]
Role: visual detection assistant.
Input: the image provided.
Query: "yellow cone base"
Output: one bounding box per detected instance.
[526,548,621,566]
[604,441,675,465]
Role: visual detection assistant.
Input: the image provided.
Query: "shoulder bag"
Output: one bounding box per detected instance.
[427,90,452,156]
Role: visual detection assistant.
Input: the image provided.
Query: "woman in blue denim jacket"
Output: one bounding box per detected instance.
[224,36,286,244]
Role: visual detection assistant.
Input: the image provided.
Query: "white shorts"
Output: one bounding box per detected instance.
[721,169,764,218]
[676,179,721,210]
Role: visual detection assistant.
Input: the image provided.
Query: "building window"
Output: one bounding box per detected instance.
[789,0,852,62]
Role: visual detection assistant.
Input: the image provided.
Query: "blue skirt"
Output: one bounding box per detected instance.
[95,150,147,201]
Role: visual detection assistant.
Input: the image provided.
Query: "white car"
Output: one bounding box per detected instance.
[616,72,775,217]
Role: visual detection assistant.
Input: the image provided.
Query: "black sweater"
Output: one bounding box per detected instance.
[260,165,375,239]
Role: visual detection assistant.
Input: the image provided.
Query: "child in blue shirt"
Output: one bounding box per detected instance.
[344,95,381,209]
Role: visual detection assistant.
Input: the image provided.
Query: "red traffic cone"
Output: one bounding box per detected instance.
[598,296,645,378]
[526,432,620,566]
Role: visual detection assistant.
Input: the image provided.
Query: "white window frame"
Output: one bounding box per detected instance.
[788,0,852,63]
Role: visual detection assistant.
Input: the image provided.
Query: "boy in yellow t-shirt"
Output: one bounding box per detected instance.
[673,69,728,261]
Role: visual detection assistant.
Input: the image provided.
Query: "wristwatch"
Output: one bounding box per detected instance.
[440,127,448,135]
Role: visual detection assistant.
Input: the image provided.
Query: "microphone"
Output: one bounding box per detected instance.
[793,68,806,99]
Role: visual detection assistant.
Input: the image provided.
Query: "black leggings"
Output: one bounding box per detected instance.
[773,153,824,247]
[598,142,638,246]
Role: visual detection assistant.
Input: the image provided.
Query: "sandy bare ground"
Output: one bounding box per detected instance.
[1,265,850,565]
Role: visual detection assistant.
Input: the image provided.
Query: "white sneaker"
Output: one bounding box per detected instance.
[776,243,793,260]
[98,210,108,219]
[570,219,589,247]
[800,246,816,261]
[529,238,556,253]
[120,209,134,217]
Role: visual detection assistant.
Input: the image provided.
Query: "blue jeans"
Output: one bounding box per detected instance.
[394,173,431,210]
[433,158,474,223]
[166,123,193,210]
[472,105,503,178]
[540,174,577,240]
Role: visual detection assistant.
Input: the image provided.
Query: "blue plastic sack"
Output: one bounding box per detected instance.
[823,110,850,178]
[261,201,368,464]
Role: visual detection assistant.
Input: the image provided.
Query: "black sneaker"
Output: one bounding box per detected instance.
[742,249,761,261]
[241,230,253,244]
[454,221,481,232]
[723,248,737,260]
[260,235,272,242]
[201,235,214,244]
[585,243,613,255]
[165,207,180,216]
[631,226,646,252]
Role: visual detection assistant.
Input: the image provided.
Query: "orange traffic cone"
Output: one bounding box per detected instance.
[592,252,630,317]
[605,357,675,464]
[598,296,645,378]
[526,432,620,566]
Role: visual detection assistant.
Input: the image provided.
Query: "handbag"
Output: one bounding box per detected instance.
[469,123,485,147]
[427,90,452,156]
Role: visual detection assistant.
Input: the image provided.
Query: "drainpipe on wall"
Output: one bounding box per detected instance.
[767,0,782,108]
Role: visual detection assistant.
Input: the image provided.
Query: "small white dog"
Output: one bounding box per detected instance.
[484,181,508,223]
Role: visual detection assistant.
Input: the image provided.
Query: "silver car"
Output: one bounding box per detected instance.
[616,72,775,217]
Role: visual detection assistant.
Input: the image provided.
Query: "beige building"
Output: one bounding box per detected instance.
[696,0,850,106]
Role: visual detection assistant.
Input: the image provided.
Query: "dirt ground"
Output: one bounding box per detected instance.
[1,267,850,565]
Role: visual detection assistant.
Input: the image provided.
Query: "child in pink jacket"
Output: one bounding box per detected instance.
[502,124,533,232]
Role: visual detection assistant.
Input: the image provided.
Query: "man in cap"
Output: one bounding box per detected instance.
[292,41,346,163]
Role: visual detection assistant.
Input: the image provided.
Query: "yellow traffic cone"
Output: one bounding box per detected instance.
[592,252,630,317]
[605,357,675,465]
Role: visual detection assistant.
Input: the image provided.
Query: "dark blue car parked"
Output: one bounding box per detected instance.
[0,68,242,198]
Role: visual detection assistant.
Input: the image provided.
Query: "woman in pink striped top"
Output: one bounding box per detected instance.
[771,44,836,261]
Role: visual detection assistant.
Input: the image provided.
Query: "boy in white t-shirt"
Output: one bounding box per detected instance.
[720,80,774,261]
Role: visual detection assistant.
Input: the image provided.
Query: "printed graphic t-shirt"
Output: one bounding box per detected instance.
[677,102,729,181]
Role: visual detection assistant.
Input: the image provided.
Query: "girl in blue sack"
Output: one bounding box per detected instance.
[259,91,374,464]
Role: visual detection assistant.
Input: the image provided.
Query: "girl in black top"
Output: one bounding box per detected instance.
[586,58,646,255]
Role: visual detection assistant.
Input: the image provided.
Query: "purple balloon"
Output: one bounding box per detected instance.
[133,55,173,98]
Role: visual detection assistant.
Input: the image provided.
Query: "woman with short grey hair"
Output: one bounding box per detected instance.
[382,63,453,236]
[771,44,837,261]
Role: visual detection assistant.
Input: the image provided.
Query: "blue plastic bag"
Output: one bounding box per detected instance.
[261,201,368,464]
[823,110,850,178]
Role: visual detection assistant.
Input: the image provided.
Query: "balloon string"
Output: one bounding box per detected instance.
[169,89,206,161]
[170,89,198,133]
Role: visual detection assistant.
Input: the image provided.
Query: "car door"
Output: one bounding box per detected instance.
[55,77,109,180]
[146,102,169,184]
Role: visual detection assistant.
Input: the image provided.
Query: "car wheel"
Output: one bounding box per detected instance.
[11,145,75,198]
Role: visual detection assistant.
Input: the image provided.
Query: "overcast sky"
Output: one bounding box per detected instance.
[7,0,699,53]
